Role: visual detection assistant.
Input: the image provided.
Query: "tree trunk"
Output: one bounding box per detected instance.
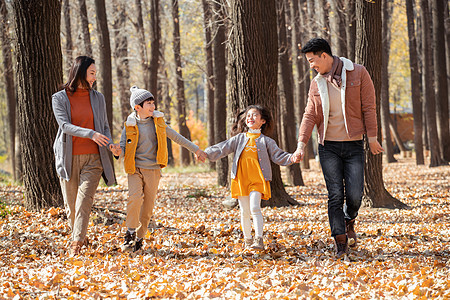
[94,0,113,137]
[112,0,130,122]
[213,0,228,186]
[405,0,424,165]
[432,0,450,161]
[381,0,396,163]
[355,0,407,209]
[345,0,356,61]
[389,116,407,153]
[172,0,191,165]
[421,0,445,167]
[78,0,92,56]
[11,0,63,210]
[0,0,17,181]
[229,0,298,207]
[201,0,215,170]
[162,70,174,166]
[445,2,450,117]
[277,0,304,186]
[62,0,73,74]
[319,0,330,40]
[330,0,347,56]
[134,0,149,90]
[149,0,160,98]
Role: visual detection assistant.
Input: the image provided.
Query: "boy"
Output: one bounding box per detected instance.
[112,86,207,251]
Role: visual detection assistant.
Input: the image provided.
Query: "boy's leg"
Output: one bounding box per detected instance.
[126,168,146,230]
[238,196,252,239]
[136,169,161,239]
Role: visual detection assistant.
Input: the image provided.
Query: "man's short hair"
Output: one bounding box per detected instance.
[301,38,333,56]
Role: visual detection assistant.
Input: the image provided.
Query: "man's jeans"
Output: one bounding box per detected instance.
[318,140,364,237]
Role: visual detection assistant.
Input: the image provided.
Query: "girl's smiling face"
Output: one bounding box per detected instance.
[246,108,266,130]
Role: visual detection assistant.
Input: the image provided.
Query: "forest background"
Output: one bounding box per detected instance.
[0,0,449,298]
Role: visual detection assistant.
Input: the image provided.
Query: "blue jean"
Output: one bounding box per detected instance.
[318,140,364,237]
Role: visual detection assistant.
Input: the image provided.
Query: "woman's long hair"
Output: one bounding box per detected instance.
[63,56,95,94]
[230,104,273,136]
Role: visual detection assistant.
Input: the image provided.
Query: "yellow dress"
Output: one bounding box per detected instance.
[231,132,271,200]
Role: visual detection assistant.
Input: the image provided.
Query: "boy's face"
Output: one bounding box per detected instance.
[135,99,155,118]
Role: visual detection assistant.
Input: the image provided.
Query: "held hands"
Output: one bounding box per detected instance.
[92,132,110,147]
[109,143,122,156]
[195,149,208,163]
[291,148,304,163]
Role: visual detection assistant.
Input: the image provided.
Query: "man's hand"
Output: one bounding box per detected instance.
[369,140,384,155]
[195,149,207,162]
[292,148,304,163]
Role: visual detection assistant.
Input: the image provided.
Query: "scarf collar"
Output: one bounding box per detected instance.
[248,128,261,133]
[323,56,343,87]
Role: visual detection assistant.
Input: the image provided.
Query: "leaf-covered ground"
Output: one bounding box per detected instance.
[0,156,449,299]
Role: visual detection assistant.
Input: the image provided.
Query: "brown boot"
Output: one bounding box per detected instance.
[346,219,357,247]
[334,234,348,258]
[70,241,83,256]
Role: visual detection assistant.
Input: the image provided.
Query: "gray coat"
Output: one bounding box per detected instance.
[52,89,116,185]
[205,133,293,181]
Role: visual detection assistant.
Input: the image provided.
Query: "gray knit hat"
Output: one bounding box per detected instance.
[129,86,154,108]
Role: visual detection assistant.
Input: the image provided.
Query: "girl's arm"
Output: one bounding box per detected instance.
[166,126,200,153]
[266,138,294,166]
[205,135,238,162]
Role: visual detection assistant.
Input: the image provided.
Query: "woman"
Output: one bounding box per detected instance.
[52,56,116,255]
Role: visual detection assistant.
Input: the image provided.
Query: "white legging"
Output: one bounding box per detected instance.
[238,191,263,239]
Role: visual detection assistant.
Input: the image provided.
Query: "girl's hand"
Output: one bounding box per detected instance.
[92,132,110,147]
[195,149,207,162]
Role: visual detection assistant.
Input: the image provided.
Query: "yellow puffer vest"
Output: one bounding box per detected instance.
[124,112,168,174]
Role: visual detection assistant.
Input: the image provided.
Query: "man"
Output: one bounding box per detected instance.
[293,38,384,258]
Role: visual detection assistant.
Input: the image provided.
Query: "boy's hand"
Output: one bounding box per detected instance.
[109,144,122,156]
[195,149,207,162]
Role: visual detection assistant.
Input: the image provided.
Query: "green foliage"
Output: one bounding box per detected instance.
[0,200,13,218]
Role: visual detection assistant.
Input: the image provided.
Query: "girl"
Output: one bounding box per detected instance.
[52,56,116,256]
[205,105,297,250]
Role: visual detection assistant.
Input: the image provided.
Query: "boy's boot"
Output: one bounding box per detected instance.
[346,219,357,247]
[334,234,348,258]
[121,230,136,252]
[134,238,144,252]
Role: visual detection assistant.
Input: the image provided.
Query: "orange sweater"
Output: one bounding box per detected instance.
[67,88,99,155]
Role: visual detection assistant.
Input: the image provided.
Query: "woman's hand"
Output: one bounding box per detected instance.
[92,132,110,147]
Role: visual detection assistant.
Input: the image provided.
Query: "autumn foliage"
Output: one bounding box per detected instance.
[0,156,449,299]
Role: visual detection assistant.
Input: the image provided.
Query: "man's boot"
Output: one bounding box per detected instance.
[346,219,357,247]
[334,234,348,258]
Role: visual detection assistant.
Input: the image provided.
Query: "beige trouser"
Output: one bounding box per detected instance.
[126,167,161,239]
[60,154,103,242]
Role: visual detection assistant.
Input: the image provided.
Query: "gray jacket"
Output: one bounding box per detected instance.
[52,89,116,185]
[205,133,293,181]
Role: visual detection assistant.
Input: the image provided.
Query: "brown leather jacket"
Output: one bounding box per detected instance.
[298,57,378,146]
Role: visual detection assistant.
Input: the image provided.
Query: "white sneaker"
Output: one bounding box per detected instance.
[222,197,238,209]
